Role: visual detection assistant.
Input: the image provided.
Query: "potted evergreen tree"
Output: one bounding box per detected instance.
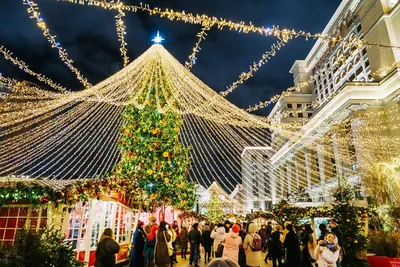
[367,231,400,267]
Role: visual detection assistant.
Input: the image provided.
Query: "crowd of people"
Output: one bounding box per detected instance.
[94,217,346,267]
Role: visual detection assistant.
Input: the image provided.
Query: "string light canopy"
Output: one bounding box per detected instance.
[0,44,279,199]
[1,44,397,201]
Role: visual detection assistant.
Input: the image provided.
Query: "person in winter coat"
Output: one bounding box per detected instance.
[330,220,344,267]
[145,216,158,235]
[283,224,301,267]
[144,225,158,267]
[154,221,171,267]
[222,224,242,263]
[180,226,189,259]
[318,224,329,241]
[130,221,146,267]
[243,222,262,267]
[314,232,340,267]
[224,220,231,233]
[167,225,178,266]
[202,224,213,263]
[211,223,226,258]
[95,228,120,267]
[301,224,315,267]
[189,223,203,267]
[258,224,267,253]
[267,225,283,267]
[237,223,246,267]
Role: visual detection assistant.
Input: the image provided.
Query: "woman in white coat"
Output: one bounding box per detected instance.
[222,224,242,263]
[210,223,226,257]
[243,222,262,267]
[314,232,340,267]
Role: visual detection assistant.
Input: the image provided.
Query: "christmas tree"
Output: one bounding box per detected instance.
[330,179,367,266]
[205,186,224,223]
[115,78,196,211]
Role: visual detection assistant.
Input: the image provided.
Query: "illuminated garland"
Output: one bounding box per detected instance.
[179,211,207,221]
[0,81,26,112]
[23,0,92,88]
[220,38,288,97]
[59,0,400,50]
[245,210,275,221]
[185,25,210,69]
[0,45,67,92]
[115,7,129,67]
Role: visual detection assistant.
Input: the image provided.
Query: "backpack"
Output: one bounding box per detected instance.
[250,234,262,251]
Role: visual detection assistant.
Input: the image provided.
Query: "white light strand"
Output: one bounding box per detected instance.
[23,0,92,88]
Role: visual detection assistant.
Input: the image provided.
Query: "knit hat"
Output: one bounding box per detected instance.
[137,221,144,226]
[149,216,157,223]
[208,257,240,267]
[232,224,240,233]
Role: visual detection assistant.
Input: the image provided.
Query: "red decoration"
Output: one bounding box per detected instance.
[40,196,49,204]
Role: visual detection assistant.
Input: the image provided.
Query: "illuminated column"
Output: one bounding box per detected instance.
[271,168,277,204]
[287,163,292,194]
[304,153,312,189]
[317,145,326,199]
[280,166,285,199]
[295,160,300,190]
[332,133,343,178]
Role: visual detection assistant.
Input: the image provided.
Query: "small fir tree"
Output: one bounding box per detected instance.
[330,179,367,266]
[205,187,224,223]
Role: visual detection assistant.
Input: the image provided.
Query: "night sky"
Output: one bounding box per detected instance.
[0,0,341,116]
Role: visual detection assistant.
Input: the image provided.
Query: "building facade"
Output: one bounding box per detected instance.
[269,0,400,203]
[241,147,273,213]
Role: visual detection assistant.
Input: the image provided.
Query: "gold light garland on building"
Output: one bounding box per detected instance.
[23,0,92,88]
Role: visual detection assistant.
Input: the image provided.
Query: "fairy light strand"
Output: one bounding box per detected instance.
[23,0,92,88]
[185,25,210,69]
[220,38,289,97]
[0,45,67,92]
[58,0,400,50]
[115,6,129,67]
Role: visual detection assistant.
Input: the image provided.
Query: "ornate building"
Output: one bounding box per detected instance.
[269,0,400,203]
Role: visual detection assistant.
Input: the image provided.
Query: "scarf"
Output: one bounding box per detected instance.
[323,240,339,253]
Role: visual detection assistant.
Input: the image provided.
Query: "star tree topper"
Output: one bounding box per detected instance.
[152,31,165,44]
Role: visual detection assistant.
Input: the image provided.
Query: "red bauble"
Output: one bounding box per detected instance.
[40,196,49,204]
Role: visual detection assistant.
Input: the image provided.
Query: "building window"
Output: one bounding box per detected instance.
[308,112,313,118]
[349,73,356,81]
[364,60,370,68]
[297,104,302,109]
[288,113,294,118]
[354,55,361,64]
[347,63,353,71]
[0,206,48,247]
[287,104,292,109]
[298,113,303,118]
[253,202,260,209]
[356,67,363,76]
[361,48,367,57]
[357,24,362,33]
